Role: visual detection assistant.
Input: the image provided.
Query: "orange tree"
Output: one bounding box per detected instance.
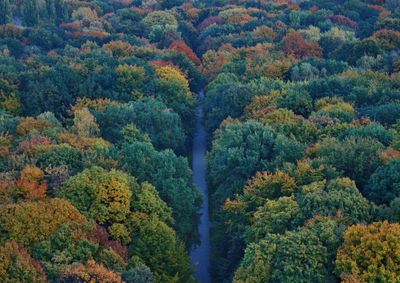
[336,221,400,282]
[0,198,87,246]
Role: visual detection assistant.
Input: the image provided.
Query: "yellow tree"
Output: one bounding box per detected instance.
[155,65,191,97]
[71,107,100,137]
[116,64,146,100]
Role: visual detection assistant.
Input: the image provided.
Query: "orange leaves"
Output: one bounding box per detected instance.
[198,15,223,31]
[244,93,280,120]
[336,221,400,282]
[253,26,276,40]
[201,49,230,80]
[330,15,358,30]
[15,178,47,201]
[310,5,318,13]
[283,31,323,60]
[59,133,110,151]
[59,22,80,31]
[103,40,134,58]
[246,171,297,196]
[16,117,52,136]
[223,197,247,215]
[73,97,126,111]
[0,92,22,115]
[289,159,326,186]
[0,198,87,245]
[16,166,47,201]
[379,147,400,164]
[170,40,201,65]
[67,30,110,39]
[60,260,123,283]
[88,225,128,261]
[242,171,297,209]
[228,13,254,25]
[371,29,400,50]
[0,24,23,38]
[18,135,53,156]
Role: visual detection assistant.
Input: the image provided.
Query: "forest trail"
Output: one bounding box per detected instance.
[190,91,211,283]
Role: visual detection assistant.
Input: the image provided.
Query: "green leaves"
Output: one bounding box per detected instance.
[366,160,400,204]
[235,229,329,283]
[59,166,134,225]
[297,177,372,223]
[129,214,194,283]
[120,142,201,246]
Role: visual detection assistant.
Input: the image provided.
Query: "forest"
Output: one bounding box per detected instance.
[0,0,400,282]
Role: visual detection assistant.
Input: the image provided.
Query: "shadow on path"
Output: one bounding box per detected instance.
[190,91,211,283]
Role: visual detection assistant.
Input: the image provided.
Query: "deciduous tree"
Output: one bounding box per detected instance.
[336,221,400,282]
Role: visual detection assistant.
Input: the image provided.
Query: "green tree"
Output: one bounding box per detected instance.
[246,196,303,243]
[204,82,255,133]
[22,0,40,26]
[131,182,173,225]
[240,170,297,212]
[0,0,12,24]
[304,215,350,280]
[142,11,179,47]
[129,213,194,283]
[116,64,146,100]
[94,99,187,153]
[207,120,277,210]
[297,177,372,223]
[30,225,98,280]
[122,266,155,283]
[366,160,400,204]
[36,144,82,174]
[0,241,47,282]
[313,137,384,190]
[276,87,313,117]
[234,229,329,283]
[154,66,196,133]
[121,123,151,144]
[120,142,201,246]
[59,166,134,225]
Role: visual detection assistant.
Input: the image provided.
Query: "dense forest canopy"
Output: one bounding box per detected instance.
[0,0,400,282]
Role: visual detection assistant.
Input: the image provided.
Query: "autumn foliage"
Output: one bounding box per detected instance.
[60,260,123,283]
[0,0,399,281]
[336,222,400,282]
[283,31,323,59]
[0,199,87,245]
[0,241,47,282]
[16,166,48,200]
[170,41,201,65]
